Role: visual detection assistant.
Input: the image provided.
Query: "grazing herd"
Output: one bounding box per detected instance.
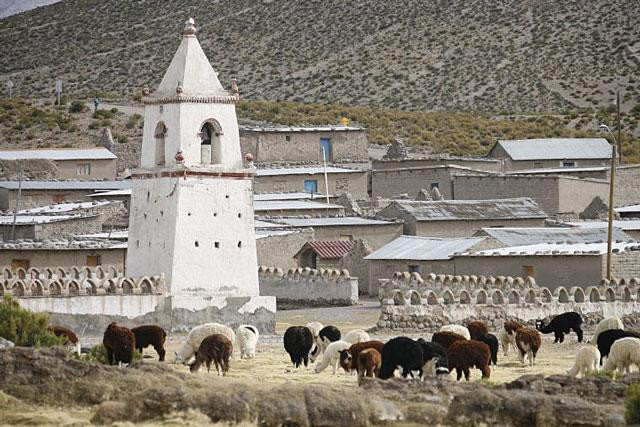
[42,311,639,382]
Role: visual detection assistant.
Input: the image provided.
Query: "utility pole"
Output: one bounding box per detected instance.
[617,91,622,164]
[321,146,330,206]
[10,164,23,241]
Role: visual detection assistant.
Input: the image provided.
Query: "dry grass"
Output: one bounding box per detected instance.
[0,0,638,114]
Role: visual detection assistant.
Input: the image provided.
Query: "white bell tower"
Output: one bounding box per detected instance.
[127,18,259,297]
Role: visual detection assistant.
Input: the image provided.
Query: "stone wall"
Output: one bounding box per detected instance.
[256,228,315,270]
[614,166,640,207]
[1,265,164,297]
[371,166,486,199]
[376,271,640,332]
[7,266,276,334]
[258,265,358,306]
[112,139,142,174]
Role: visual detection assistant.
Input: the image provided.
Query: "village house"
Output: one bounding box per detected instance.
[487,138,612,171]
[364,235,486,295]
[451,174,609,216]
[253,166,368,199]
[453,241,640,289]
[0,147,118,180]
[0,180,131,211]
[294,240,355,269]
[239,125,368,165]
[0,239,126,272]
[504,165,640,209]
[376,198,547,237]
[259,216,403,250]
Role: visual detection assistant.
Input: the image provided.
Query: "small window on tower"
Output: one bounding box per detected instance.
[214,242,220,248]
[285,135,291,142]
[238,241,242,248]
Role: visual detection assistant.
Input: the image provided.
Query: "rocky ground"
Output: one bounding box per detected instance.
[0,302,637,425]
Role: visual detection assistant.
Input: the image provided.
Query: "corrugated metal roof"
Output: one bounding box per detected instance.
[89,189,132,197]
[0,147,116,161]
[256,166,364,176]
[507,166,608,174]
[565,220,640,231]
[299,240,355,259]
[0,180,131,191]
[0,238,125,250]
[0,214,87,225]
[386,198,547,221]
[274,217,396,227]
[616,205,640,213]
[256,229,300,239]
[240,125,364,133]
[365,235,485,261]
[254,192,334,201]
[254,200,343,211]
[18,200,112,215]
[496,138,611,161]
[476,227,632,246]
[461,241,639,257]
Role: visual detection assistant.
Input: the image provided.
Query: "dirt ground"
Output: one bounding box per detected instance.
[144,300,586,385]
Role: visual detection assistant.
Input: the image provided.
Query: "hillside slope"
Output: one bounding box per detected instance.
[0,0,638,113]
[0,0,60,19]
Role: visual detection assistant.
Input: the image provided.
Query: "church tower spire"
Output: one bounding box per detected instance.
[127,18,259,297]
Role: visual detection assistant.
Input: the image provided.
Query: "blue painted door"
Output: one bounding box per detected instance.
[320,138,331,162]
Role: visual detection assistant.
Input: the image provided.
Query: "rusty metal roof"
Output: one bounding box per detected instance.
[295,240,355,259]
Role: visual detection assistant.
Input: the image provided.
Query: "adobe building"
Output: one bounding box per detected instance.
[240,125,368,165]
[256,226,315,270]
[371,164,490,199]
[453,241,640,289]
[451,174,609,216]
[365,235,486,295]
[487,138,611,171]
[294,240,355,269]
[0,180,131,211]
[376,198,547,237]
[0,239,126,272]
[0,148,117,180]
[254,166,368,199]
[506,164,640,209]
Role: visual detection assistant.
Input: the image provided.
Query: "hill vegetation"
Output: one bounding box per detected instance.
[0,0,638,114]
[1,97,639,163]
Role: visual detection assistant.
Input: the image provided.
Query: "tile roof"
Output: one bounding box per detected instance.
[384,198,547,221]
[0,147,116,161]
[365,235,485,261]
[298,240,355,259]
[476,227,632,246]
[495,138,611,161]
